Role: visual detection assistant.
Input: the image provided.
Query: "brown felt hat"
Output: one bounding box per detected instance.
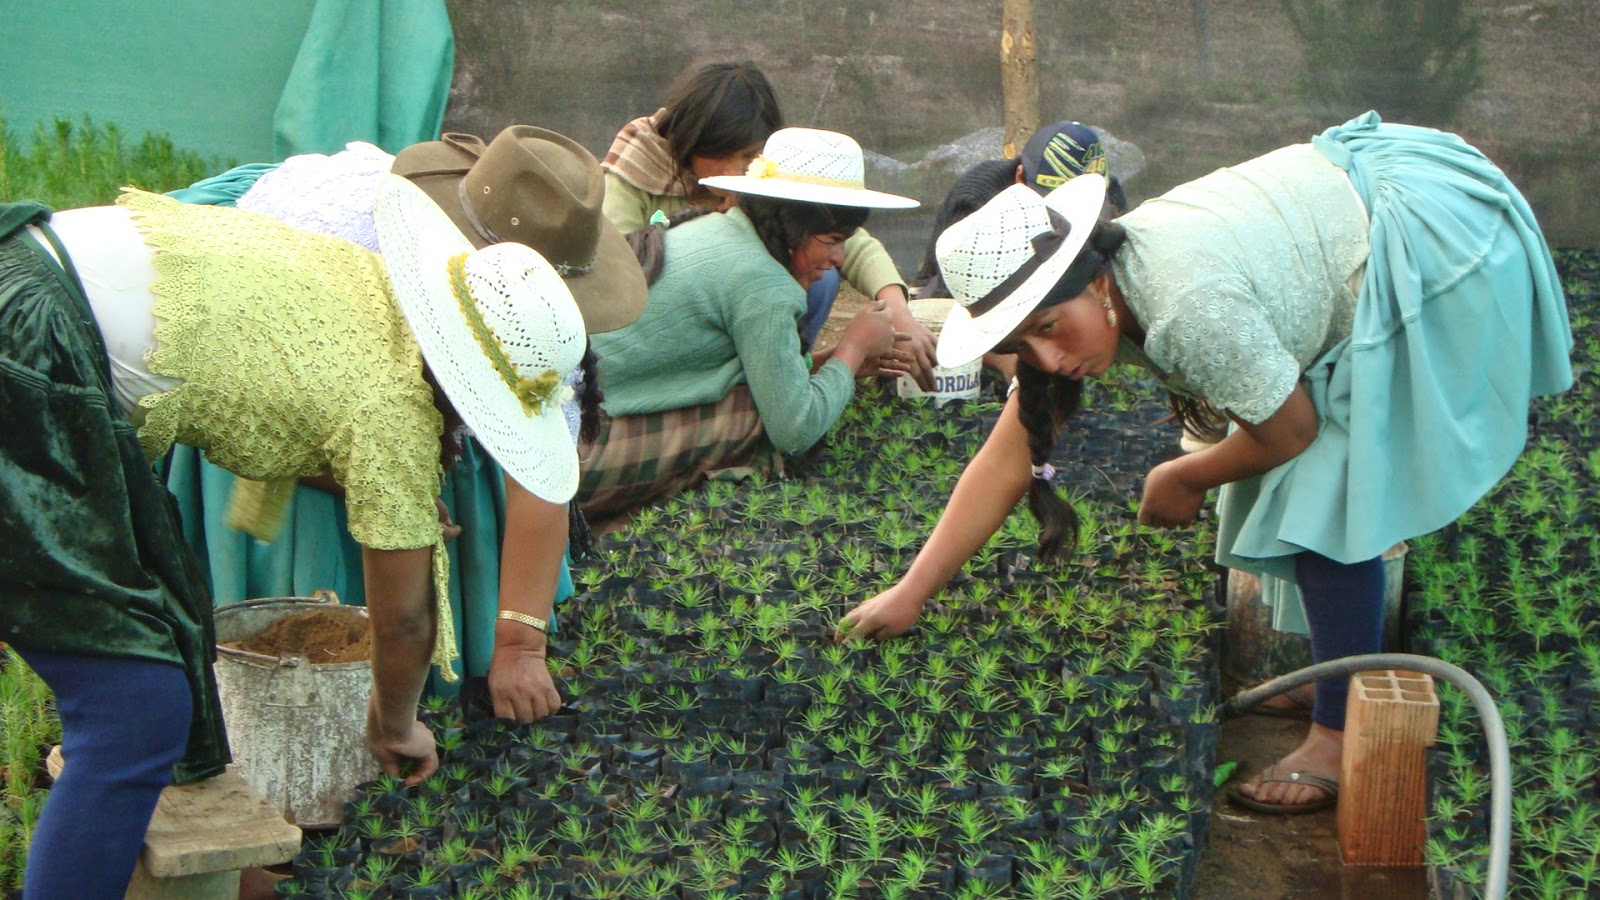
[392,126,647,334]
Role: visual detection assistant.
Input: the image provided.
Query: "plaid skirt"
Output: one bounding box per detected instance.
[578,386,776,519]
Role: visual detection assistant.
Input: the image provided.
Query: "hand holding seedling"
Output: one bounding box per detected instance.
[859,331,920,380]
[366,696,438,787]
[888,300,939,391]
[835,584,926,641]
[488,633,563,722]
[834,300,900,375]
[1137,459,1207,527]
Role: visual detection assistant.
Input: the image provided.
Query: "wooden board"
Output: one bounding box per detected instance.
[1337,671,1439,866]
[47,746,301,878]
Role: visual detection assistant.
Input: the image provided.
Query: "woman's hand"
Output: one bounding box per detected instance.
[882,287,938,391]
[1138,459,1207,527]
[1138,386,1320,528]
[366,696,438,786]
[859,333,920,379]
[488,626,563,722]
[833,300,899,374]
[836,584,927,642]
[492,478,566,721]
[434,498,462,542]
[836,394,1035,643]
[361,545,437,784]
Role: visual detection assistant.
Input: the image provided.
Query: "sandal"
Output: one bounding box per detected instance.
[1244,684,1314,720]
[1229,764,1339,815]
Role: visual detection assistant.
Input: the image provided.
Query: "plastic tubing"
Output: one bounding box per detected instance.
[1219,653,1511,900]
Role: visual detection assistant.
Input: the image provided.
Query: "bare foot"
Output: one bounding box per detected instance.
[1235,723,1344,807]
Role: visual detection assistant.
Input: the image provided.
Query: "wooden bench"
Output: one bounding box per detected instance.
[47,746,301,899]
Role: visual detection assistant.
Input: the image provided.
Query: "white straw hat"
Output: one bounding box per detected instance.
[699,127,919,209]
[935,174,1108,368]
[374,174,585,503]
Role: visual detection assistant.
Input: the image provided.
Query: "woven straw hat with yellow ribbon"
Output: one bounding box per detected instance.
[699,127,919,210]
[373,174,586,505]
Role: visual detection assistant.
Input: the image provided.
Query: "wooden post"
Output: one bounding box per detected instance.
[1000,0,1040,158]
[1337,670,1440,866]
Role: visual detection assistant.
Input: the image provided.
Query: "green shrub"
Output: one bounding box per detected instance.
[0,650,58,892]
[0,115,222,209]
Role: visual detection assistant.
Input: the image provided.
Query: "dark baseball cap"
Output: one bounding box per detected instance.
[1019,122,1109,194]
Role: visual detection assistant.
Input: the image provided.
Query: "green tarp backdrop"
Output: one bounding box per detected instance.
[0,0,453,164]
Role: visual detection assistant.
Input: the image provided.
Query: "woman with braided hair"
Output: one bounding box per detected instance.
[839,114,1572,814]
[916,122,1128,383]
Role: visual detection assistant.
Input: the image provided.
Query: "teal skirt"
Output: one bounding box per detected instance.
[1217,112,1574,582]
[159,438,576,697]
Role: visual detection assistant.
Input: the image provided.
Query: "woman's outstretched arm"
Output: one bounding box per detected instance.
[362,545,439,785]
[837,392,1035,640]
[488,476,568,722]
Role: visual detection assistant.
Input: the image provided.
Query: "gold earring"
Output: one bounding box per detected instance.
[1102,294,1119,329]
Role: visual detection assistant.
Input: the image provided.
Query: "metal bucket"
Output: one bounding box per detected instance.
[896,297,981,407]
[213,593,379,828]
[1223,542,1409,685]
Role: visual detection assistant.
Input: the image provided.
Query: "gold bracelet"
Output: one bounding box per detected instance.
[496,610,548,633]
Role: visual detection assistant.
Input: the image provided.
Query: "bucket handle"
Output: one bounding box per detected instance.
[259,654,318,708]
[215,588,343,617]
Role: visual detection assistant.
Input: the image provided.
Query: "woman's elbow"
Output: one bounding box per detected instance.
[1289,417,1318,455]
[1262,387,1319,461]
[767,423,822,456]
[1267,416,1318,466]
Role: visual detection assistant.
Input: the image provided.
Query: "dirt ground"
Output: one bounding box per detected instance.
[823,289,1430,897]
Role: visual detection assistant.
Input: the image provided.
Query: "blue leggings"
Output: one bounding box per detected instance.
[15,647,191,899]
[1294,551,1386,730]
[799,268,842,351]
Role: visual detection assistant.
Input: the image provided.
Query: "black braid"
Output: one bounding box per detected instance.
[1006,217,1132,562]
[1014,362,1085,563]
[565,340,605,561]
[568,503,595,561]
[577,341,603,445]
[423,366,467,471]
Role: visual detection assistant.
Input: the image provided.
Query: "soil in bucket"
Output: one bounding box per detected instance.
[220,608,371,664]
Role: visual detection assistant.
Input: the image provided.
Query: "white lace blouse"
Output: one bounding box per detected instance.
[1111,143,1370,424]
